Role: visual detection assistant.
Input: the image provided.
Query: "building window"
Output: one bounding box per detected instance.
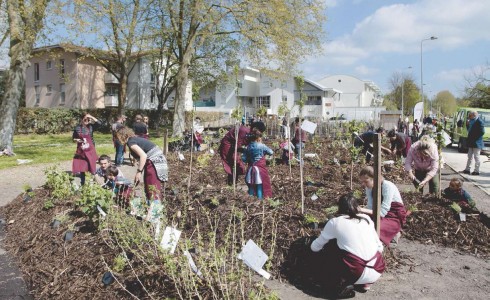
[34,63,40,82]
[150,88,155,104]
[59,59,65,75]
[150,73,155,83]
[46,84,52,94]
[237,81,242,88]
[59,83,65,104]
[306,96,322,105]
[35,85,40,105]
[256,96,270,108]
[46,60,52,70]
[282,95,287,102]
[105,84,119,97]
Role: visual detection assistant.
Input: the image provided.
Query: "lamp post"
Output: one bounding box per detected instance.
[420,36,438,117]
[401,66,412,117]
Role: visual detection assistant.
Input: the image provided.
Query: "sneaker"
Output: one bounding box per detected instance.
[462,170,471,174]
[354,284,371,293]
[337,285,355,299]
[471,171,480,175]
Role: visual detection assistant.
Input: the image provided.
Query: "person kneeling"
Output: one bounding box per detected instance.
[310,193,385,298]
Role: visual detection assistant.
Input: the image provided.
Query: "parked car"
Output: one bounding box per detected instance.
[449,107,490,153]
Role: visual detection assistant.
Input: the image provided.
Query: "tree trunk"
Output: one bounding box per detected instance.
[172,62,190,137]
[118,70,128,115]
[0,0,48,150]
[0,55,29,150]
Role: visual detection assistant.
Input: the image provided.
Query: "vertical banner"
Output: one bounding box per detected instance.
[413,102,424,122]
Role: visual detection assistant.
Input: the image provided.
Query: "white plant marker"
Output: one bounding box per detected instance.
[183,250,203,278]
[160,226,181,254]
[237,239,271,279]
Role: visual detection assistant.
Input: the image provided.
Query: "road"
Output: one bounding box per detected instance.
[442,145,490,215]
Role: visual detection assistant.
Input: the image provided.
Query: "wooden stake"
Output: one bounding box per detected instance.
[163,129,168,155]
[373,133,382,236]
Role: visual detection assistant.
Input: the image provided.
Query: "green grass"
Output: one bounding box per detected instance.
[0,132,165,170]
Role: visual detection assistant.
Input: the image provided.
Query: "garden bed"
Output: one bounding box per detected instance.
[0,137,488,299]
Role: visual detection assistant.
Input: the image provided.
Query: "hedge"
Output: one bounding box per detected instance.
[15,108,228,134]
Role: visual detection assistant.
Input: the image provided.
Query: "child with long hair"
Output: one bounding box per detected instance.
[244,128,273,199]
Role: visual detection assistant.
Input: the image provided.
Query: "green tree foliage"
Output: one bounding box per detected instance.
[386,71,420,115]
[432,90,457,116]
[163,0,327,137]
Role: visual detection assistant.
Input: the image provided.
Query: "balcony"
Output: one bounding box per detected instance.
[104,95,119,107]
[104,72,119,83]
[194,100,216,107]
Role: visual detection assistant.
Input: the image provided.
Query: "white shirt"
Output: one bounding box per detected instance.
[365,180,403,217]
[311,214,383,259]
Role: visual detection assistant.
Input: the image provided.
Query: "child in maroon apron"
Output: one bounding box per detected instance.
[244,128,274,199]
[72,113,99,185]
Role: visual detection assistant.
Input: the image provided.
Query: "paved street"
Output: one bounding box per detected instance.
[442,146,490,194]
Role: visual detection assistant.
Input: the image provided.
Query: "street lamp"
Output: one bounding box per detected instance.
[401,66,412,117]
[420,36,438,117]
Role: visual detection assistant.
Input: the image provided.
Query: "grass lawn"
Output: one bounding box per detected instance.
[0,132,165,170]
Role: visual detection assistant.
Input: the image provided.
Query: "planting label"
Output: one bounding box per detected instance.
[237,239,271,279]
[301,120,317,134]
[160,226,181,254]
[183,250,203,278]
[97,205,107,217]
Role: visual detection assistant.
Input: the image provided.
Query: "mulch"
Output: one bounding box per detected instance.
[0,137,488,299]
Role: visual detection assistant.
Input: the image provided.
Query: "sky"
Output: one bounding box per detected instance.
[301,0,490,98]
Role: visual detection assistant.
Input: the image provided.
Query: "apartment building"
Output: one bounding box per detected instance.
[25,44,192,110]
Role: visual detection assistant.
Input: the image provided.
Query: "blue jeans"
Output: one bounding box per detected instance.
[115,141,124,166]
[295,142,305,158]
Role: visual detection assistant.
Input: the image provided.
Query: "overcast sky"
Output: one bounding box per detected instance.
[301,0,490,98]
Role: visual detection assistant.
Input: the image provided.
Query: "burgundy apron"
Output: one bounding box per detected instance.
[246,156,272,199]
[379,202,407,246]
[72,127,98,174]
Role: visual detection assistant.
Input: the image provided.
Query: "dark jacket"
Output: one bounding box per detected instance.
[467,117,485,149]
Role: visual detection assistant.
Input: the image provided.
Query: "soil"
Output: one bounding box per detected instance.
[0,137,489,299]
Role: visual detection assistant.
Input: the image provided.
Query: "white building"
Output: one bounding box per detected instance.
[195,68,383,121]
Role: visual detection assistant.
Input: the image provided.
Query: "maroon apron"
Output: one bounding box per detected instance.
[379,202,407,246]
[218,126,250,176]
[246,156,272,199]
[144,159,162,200]
[403,136,412,157]
[320,240,385,290]
[72,127,98,174]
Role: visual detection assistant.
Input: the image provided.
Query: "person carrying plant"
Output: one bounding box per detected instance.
[404,135,439,194]
[387,129,411,161]
[244,127,274,200]
[358,166,407,246]
[443,178,476,210]
[115,127,168,202]
[72,112,100,185]
[310,193,385,298]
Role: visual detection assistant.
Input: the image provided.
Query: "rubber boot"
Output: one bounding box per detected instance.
[257,184,263,200]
